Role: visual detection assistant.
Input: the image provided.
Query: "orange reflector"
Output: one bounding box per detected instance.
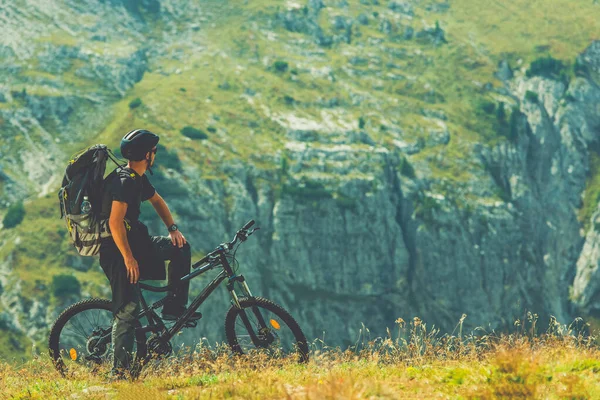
[270,319,281,330]
[69,348,77,360]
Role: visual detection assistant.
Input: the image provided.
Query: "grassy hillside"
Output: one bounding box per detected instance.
[1,0,599,357]
[2,326,600,399]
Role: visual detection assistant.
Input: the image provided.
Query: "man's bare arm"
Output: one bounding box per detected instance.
[109,200,139,283]
[148,192,175,228]
[148,192,187,248]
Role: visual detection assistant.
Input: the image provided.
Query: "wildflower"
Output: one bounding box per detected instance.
[413,317,422,327]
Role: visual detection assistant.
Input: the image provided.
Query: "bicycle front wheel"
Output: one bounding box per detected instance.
[224,297,309,363]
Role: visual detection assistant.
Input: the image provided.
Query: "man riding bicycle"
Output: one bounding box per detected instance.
[99,129,201,378]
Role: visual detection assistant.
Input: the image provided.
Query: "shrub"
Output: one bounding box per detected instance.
[496,102,507,124]
[358,116,366,129]
[51,274,81,298]
[525,90,539,104]
[2,201,25,229]
[506,106,523,142]
[273,60,289,73]
[400,157,416,179]
[181,126,208,140]
[129,98,142,109]
[479,100,496,114]
[207,126,217,133]
[281,179,331,200]
[280,156,288,175]
[526,56,567,80]
[156,144,182,171]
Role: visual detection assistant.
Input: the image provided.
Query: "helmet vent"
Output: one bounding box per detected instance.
[124,129,142,140]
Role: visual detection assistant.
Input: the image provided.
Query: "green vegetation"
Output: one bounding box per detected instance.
[128,97,142,109]
[479,100,496,115]
[50,274,81,298]
[2,201,25,229]
[400,157,416,179]
[526,56,567,80]
[525,90,539,103]
[281,180,332,201]
[2,321,600,398]
[272,60,289,73]
[358,116,366,129]
[156,144,182,171]
[180,126,208,140]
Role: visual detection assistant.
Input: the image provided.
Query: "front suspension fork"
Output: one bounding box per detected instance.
[227,274,253,309]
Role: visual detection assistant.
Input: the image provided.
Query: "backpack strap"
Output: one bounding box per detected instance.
[107,149,126,170]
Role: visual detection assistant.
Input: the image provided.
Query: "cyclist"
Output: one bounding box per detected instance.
[99,129,201,378]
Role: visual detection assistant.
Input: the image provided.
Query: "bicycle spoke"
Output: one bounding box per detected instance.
[232,304,299,358]
[57,308,114,367]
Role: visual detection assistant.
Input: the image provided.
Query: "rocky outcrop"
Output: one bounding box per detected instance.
[158,42,600,344]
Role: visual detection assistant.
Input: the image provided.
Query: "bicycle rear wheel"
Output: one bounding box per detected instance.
[48,299,114,375]
[224,297,309,363]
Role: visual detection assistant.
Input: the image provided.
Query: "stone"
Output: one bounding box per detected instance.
[496,60,514,81]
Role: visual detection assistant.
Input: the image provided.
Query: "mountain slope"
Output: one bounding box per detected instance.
[0,0,599,357]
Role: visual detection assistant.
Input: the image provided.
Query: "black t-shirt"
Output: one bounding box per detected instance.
[101,166,156,222]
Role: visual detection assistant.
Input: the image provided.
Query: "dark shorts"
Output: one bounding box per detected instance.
[99,227,191,315]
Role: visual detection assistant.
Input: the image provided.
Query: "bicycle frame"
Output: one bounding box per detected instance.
[133,252,254,344]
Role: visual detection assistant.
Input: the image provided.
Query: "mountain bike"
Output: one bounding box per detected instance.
[48,220,309,377]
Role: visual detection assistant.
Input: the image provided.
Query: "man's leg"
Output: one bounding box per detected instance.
[111,292,140,374]
[99,245,142,376]
[150,236,191,312]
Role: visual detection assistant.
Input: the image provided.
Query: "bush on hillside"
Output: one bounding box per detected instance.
[496,102,507,124]
[358,116,366,129]
[129,98,142,109]
[181,126,208,140]
[479,100,496,114]
[2,201,25,229]
[51,274,81,298]
[273,60,289,73]
[156,144,182,171]
[526,56,567,81]
[400,157,416,179]
[525,90,539,104]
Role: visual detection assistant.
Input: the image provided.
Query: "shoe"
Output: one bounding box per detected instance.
[161,306,202,321]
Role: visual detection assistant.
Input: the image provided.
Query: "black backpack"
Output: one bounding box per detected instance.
[58,145,122,256]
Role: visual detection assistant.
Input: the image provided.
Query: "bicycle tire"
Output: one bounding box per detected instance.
[224,297,309,363]
[48,298,113,375]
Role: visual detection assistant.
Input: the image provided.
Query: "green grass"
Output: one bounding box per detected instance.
[447,0,599,63]
[2,328,600,398]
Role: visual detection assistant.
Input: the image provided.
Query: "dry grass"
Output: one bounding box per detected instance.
[1,316,599,399]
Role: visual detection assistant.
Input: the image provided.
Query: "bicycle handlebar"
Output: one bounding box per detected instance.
[192,220,257,268]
